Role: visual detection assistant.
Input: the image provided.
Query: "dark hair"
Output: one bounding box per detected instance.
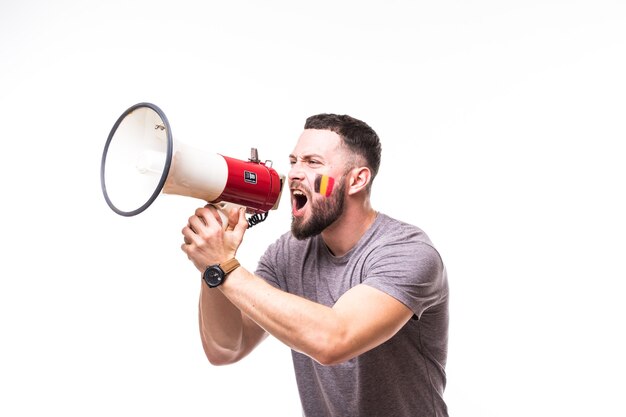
[304,113,382,188]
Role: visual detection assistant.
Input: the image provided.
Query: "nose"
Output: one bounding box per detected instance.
[288,160,305,183]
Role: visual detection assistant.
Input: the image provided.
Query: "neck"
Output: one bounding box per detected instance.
[321,199,378,257]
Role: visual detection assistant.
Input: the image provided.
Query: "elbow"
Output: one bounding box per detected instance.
[308,329,354,367]
[206,353,238,366]
[314,345,355,366]
[314,352,345,367]
[203,344,241,366]
[201,338,243,366]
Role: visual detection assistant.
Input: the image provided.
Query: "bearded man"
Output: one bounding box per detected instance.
[181,114,449,417]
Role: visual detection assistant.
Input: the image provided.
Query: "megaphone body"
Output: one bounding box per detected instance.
[101,102,284,223]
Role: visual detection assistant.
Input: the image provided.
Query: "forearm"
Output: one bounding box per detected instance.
[199,278,266,365]
[220,268,360,366]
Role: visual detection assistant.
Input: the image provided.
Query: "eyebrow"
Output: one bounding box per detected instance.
[289,153,326,161]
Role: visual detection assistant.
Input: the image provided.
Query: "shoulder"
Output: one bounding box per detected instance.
[357,214,446,281]
[359,214,448,316]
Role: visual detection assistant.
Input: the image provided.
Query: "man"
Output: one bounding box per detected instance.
[181,114,449,417]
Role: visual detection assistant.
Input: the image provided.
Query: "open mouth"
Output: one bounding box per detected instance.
[291,189,309,215]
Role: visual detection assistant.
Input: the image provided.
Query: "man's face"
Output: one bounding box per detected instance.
[288,129,349,240]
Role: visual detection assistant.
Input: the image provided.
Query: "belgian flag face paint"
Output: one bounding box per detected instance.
[314,174,335,197]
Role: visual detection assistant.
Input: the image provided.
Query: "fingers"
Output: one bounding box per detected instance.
[181,205,247,261]
[181,208,218,250]
[180,224,197,254]
[186,206,224,238]
[233,207,249,234]
[222,206,240,231]
[181,205,230,246]
[196,205,223,228]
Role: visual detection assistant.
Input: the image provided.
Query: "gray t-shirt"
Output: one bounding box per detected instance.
[256,213,449,417]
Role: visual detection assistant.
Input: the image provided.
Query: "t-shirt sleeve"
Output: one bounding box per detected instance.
[362,239,446,319]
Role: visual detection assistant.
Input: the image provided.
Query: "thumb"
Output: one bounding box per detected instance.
[233,207,249,236]
[226,205,241,227]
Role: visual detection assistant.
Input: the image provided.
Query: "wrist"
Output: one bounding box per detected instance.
[202,258,240,288]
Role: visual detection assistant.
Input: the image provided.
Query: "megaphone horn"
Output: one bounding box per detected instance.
[100,102,285,227]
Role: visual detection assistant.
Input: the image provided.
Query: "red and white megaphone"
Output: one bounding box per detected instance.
[100,102,285,227]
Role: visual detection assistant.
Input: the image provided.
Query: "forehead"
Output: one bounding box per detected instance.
[290,129,343,159]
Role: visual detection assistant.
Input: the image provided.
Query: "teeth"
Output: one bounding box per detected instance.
[293,190,305,196]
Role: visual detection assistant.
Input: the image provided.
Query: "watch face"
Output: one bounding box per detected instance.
[203,266,224,288]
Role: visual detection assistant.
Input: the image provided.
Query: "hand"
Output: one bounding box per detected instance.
[181,204,248,272]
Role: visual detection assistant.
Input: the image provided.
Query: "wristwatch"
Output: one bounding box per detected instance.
[202,258,241,288]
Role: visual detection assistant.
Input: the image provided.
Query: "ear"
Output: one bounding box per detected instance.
[347,166,371,196]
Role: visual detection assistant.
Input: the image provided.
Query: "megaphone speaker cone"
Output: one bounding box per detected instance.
[100,102,172,216]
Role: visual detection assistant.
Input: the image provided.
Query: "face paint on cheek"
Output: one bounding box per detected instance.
[314,174,335,197]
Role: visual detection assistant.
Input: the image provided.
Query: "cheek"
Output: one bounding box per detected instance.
[314,174,336,197]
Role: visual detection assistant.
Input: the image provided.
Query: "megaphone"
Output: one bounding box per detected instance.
[100,102,285,227]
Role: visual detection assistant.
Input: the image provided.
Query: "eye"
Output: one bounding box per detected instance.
[289,156,324,167]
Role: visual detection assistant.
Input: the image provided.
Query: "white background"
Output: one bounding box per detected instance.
[1,1,625,416]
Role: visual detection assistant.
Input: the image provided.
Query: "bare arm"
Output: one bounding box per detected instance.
[218,267,413,366]
[182,205,266,365]
[197,279,268,365]
[183,205,413,366]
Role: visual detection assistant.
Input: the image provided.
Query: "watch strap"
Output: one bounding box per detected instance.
[220,258,241,275]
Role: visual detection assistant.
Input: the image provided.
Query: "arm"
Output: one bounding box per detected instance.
[182,205,413,366]
[219,268,414,366]
[197,279,268,365]
[182,205,267,365]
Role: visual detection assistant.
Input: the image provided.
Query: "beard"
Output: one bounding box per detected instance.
[291,176,346,240]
